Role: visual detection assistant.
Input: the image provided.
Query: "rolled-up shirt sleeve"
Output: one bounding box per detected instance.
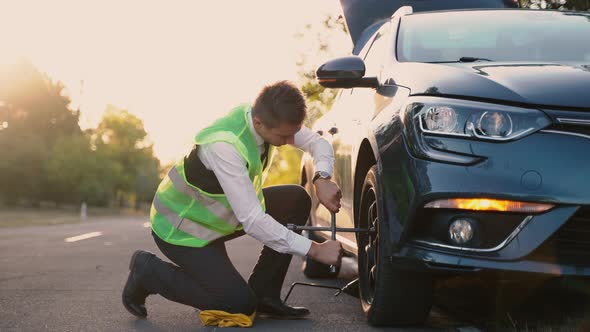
[198,142,312,257]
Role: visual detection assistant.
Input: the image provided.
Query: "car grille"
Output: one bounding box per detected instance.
[528,206,590,265]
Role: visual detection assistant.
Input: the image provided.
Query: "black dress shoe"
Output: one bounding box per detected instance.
[257,297,310,319]
[122,250,153,318]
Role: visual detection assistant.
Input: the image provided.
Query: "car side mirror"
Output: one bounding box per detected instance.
[316,56,379,89]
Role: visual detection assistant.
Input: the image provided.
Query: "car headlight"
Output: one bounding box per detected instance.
[411,97,551,141]
[402,97,552,165]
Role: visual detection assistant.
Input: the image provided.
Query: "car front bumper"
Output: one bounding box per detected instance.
[382,129,590,276]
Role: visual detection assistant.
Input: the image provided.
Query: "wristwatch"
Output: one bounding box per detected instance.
[312,171,331,183]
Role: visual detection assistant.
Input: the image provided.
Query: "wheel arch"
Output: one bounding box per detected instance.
[353,137,404,254]
[353,139,378,227]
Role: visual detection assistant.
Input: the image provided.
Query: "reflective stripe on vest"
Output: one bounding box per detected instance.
[153,195,225,242]
[166,167,239,227]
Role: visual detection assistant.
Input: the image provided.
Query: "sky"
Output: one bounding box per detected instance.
[0,0,351,163]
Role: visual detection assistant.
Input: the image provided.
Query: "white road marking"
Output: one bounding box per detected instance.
[143,222,150,228]
[65,231,103,242]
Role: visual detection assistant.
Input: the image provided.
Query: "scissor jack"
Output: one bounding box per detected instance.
[283,212,372,303]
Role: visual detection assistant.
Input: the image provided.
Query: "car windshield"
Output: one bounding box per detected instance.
[397,10,590,63]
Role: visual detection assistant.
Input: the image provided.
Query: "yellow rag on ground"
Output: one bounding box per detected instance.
[199,310,256,327]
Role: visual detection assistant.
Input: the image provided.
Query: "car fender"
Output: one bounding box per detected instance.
[352,87,411,253]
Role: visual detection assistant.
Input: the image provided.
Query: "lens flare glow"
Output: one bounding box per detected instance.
[449,218,474,244]
[423,106,458,132]
[478,111,513,137]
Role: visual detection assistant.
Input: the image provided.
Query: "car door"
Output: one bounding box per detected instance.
[311,89,358,251]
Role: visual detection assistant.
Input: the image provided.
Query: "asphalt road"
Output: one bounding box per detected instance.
[3,215,587,331]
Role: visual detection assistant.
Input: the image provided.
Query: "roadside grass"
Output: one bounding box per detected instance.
[0,206,148,228]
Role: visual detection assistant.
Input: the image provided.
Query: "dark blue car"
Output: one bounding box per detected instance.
[299,0,590,326]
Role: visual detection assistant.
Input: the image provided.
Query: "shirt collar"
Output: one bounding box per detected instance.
[247,110,265,147]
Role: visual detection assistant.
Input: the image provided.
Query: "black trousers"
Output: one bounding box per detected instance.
[139,185,311,315]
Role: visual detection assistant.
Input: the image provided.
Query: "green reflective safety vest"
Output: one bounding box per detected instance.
[150,104,275,247]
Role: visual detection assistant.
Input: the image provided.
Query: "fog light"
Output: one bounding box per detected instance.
[449,218,474,245]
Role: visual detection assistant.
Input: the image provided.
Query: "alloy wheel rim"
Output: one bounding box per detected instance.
[360,186,378,305]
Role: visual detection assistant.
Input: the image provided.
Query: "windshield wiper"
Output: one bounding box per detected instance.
[426,57,494,64]
[459,57,493,62]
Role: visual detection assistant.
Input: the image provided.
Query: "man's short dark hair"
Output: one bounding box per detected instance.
[252,81,306,128]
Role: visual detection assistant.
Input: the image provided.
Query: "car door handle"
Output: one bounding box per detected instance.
[328,127,338,135]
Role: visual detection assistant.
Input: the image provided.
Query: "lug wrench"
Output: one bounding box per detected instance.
[284,211,369,304]
[288,212,364,271]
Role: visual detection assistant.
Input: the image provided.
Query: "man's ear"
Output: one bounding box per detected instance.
[252,116,264,129]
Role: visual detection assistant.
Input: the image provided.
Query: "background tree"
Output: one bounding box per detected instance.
[44,133,123,206]
[91,105,161,207]
[519,0,589,10]
[265,15,350,186]
[296,15,349,128]
[0,59,81,205]
[0,59,161,208]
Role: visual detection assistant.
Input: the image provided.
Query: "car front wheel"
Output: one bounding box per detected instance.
[357,166,433,326]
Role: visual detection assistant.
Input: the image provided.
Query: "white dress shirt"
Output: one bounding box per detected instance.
[197,111,334,257]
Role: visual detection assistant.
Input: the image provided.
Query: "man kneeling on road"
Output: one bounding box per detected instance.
[122,81,343,322]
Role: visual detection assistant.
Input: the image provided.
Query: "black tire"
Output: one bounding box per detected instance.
[357,166,433,326]
[302,230,340,279]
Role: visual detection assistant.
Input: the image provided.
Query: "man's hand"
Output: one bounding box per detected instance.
[314,179,342,213]
[307,240,343,266]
